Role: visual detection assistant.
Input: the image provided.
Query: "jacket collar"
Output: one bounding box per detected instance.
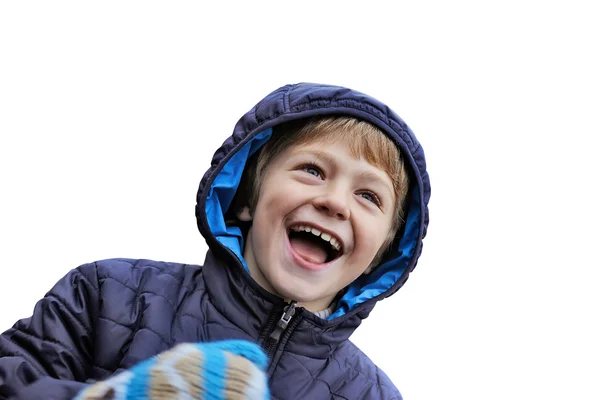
[202,249,368,356]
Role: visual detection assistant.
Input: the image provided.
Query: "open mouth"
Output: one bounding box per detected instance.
[287,224,343,264]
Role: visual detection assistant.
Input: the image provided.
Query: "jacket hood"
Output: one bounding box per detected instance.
[195,83,430,320]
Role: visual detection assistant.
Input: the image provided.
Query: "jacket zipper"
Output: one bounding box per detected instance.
[263,300,297,359]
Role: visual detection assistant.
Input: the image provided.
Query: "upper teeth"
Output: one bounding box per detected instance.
[291,225,341,251]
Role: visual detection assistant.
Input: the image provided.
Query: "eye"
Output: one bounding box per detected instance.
[300,163,324,179]
[358,191,381,206]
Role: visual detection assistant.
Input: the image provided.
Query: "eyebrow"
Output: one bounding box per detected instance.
[309,150,338,167]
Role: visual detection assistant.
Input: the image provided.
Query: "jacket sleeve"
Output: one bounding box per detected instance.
[0,263,100,400]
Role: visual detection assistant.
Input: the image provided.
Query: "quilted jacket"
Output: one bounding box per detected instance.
[0,83,431,399]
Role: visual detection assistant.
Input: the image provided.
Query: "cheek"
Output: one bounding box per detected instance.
[252,183,298,234]
[356,217,392,255]
[260,181,302,210]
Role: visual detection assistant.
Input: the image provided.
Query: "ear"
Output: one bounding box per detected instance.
[236,206,252,222]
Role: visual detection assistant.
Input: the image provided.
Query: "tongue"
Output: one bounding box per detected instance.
[290,236,328,264]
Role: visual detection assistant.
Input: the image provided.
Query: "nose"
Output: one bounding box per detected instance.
[313,187,351,220]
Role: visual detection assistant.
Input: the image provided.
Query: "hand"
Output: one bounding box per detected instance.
[75,340,269,400]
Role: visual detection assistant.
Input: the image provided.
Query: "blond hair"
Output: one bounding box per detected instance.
[234,116,410,264]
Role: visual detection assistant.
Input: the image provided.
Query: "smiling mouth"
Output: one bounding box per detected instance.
[287,224,343,264]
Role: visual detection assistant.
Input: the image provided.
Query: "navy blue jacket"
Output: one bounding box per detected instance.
[0,83,430,399]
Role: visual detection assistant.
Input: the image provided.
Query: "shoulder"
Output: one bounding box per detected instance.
[332,340,403,399]
[82,258,204,297]
[87,258,202,282]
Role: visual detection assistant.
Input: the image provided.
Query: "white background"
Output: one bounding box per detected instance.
[1,2,599,399]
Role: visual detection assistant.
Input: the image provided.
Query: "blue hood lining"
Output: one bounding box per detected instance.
[205,128,420,320]
[206,128,273,268]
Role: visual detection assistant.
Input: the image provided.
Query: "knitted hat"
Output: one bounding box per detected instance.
[75,340,269,400]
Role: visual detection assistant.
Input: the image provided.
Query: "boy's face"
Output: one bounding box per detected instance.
[241,137,396,312]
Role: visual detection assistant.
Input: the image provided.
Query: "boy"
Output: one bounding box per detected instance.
[0,83,430,399]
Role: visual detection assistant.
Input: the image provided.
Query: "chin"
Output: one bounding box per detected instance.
[260,250,338,308]
[271,277,331,310]
[273,280,315,302]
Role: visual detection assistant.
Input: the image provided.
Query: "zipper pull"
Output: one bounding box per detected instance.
[269,301,297,342]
